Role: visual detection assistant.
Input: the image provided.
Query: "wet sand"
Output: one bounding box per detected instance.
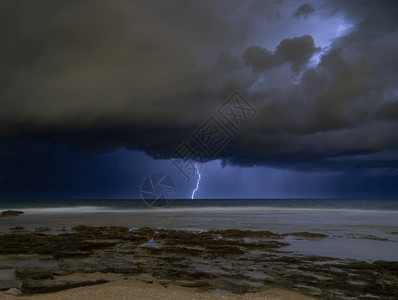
[0,273,315,300]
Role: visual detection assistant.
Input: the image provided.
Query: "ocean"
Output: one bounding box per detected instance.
[1,198,397,262]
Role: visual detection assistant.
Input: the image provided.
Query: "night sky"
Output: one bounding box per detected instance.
[0,0,397,199]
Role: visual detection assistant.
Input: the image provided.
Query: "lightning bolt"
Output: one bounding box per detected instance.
[191,162,201,199]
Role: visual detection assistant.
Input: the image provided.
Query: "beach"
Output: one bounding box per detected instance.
[0,199,397,299]
[0,274,316,300]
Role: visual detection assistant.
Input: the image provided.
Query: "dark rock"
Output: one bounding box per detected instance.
[21,279,109,294]
[0,210,23,217]
[15,267,59,280]
[172,280,209,287]
[241,241,289,249]
[277,256,302,264]
[9,226,25,231]
[210,229,282,239]
[35,227,51,232]
[288,232,328,239]
[205,245,244,255]
[2,226,397,299]
[52,251,91,259]
[0,269,18,291]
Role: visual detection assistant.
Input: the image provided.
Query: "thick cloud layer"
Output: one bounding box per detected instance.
[243,35,320,73]
[0,0,397,174]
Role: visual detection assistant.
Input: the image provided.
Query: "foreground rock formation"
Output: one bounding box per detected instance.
[0,226,397,299]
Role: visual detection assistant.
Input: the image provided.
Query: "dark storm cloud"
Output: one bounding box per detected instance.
[275,35,320,72]
[0,0,398,174]
[242,46,276,73]
[292,3,315,19]
[243,35,320,73]
[0,0,251,134]
[375,101,398,121]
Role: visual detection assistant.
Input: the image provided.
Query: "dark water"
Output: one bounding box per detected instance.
[0,198,397,211]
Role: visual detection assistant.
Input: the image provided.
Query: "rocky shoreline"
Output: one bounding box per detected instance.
[0,226,397,299]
